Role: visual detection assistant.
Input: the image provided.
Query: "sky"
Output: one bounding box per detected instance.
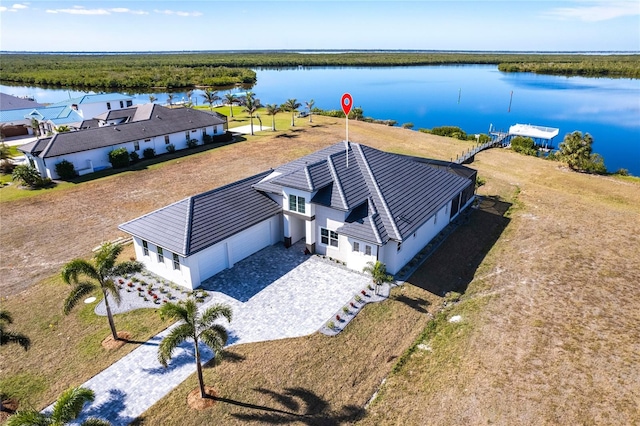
[0,0,638,52]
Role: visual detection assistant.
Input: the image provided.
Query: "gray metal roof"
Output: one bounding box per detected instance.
[258,142,474,244]
[37,105,226,159]
[0,93,44,111]
[18,137,52,155]
[119,171,280,256]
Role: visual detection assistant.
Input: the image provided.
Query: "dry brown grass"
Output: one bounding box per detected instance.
[363,149,640,425]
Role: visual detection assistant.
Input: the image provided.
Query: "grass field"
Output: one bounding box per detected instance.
[1,116,638,424]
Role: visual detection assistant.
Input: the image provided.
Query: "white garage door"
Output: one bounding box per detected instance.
[229,221,271,265]
[198,243,228,282]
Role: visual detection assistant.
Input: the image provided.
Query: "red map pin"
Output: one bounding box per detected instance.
[341,93,353,116]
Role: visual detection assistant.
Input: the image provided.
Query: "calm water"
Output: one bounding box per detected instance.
[2,65,639,174]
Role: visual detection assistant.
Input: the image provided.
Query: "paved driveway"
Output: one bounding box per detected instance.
[65,242,372,425]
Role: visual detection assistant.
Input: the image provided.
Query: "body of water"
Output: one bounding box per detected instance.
[2,65,639,174]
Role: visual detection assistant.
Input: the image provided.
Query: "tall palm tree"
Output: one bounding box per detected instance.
[0,310,30,351]
[363,261,394,296]
[6,386,111,426]
[158,300,232,399]
[148,94,157,104]
[201,89,220,111]
[223,92,237,118]
[166,93,175,108]
[62,242,142,341]
[265,104,280,131]
[305,99,315,123]
[186,90,193,104]
[242,92,260,136]
[281,99,301,127]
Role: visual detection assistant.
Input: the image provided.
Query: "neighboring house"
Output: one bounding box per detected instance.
[47,93,134,122]
[0,92,44,137]
[18,104,227,178]
[119,142,477,289]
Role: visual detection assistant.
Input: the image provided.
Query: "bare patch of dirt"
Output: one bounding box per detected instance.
[0,397,19,422]
[101,331,131,350]
[186,386,217,410]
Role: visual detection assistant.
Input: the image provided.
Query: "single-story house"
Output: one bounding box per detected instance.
[18,104,227,179]
[119,142,477,289]
[0,92,45,137]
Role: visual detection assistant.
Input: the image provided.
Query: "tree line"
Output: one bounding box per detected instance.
[1,52,638,90]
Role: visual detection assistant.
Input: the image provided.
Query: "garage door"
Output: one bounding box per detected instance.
[198,243,227,282]
[2,125,28,137]
[229,221,271,265]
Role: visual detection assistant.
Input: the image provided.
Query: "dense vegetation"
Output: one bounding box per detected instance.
[1,53,637,91]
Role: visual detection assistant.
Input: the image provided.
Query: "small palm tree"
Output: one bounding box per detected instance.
[363,261,394,296]
[62,242,143,341]
[201,89,220,111]
[148,94,157,103]
[6,386,111,426]
[305,99,315,123]
[166,93,175,108]
[158,299,232,399]
[281,99,301,127]
[186,90,193,104]
[265,104,280,131]
[242,92,260,136]
[0,310,30,351]
[224,93,237,118]
[55,125,71,133]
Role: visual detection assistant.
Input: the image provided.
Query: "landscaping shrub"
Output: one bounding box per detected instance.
[54,159,77,180]
[143,148,155,159]
[108,147,130,168]
[0,159,16,174]
[202,134,213,145]
[402,122,414,129]
[510,136,537,156]
[12,164,51,188]
[129,151,139,163]
[165,143,176,153]
[186,138,198,148]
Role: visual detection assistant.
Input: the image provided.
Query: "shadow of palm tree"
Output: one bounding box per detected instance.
[221,387,365,425]
[205,349,246,369]
[79,388,134,426]
[275,133,300,139]
[391,294,430,313]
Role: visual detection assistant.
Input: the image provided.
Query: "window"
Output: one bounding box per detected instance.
[134,141,140,151]
[214,126,218,134]
[397,242,402,252]
[165,135,170,144]
[353,242,360,252]
[191,129,197,133]
[185,131,190,140]
[126,100,133,107]
[434,213,438,225]
[119,101,124,108]
[106,102,111,110]
[157,247,164,263]
[142,240,149,256]
[172,253,180,270]
[321,228,338,247]
[201,128,207,136]
[289,195,306,214]
[365,245,372,256]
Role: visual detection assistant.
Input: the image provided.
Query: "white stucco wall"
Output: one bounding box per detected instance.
[380,201,452,275]
[78,99,132,119]
[313,205,348,258]
[345,237,379,273]
[132,237,196,289]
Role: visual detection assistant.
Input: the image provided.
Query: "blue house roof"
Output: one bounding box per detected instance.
[49,93,133,107]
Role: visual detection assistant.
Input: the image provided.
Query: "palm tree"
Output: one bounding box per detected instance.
[55,125,71,133]
[158,299,232,399]
[223,92,237,118]
[0,310,30,351]
[6,386,111,426]
[62,242,143,341]
[265,104,280,131]
[281,99,301,127]
[305,99,315,123]
[148,94,157,104]
[201,89,220,111]
[186,90,193,104]
[242,92,260,136]
[166,93,175,108]
[363,261,394,296]
[30,118,40,138]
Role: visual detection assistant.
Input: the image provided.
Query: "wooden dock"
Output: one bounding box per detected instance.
[455,132,508,164]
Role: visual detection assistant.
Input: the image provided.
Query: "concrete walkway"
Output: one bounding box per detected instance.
[64,243,374,425]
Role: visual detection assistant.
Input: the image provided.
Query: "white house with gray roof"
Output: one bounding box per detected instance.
[19,104,227,179]
[119,142,476,289]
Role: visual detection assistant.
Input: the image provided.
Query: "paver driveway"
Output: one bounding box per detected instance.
[67,242,372,425]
